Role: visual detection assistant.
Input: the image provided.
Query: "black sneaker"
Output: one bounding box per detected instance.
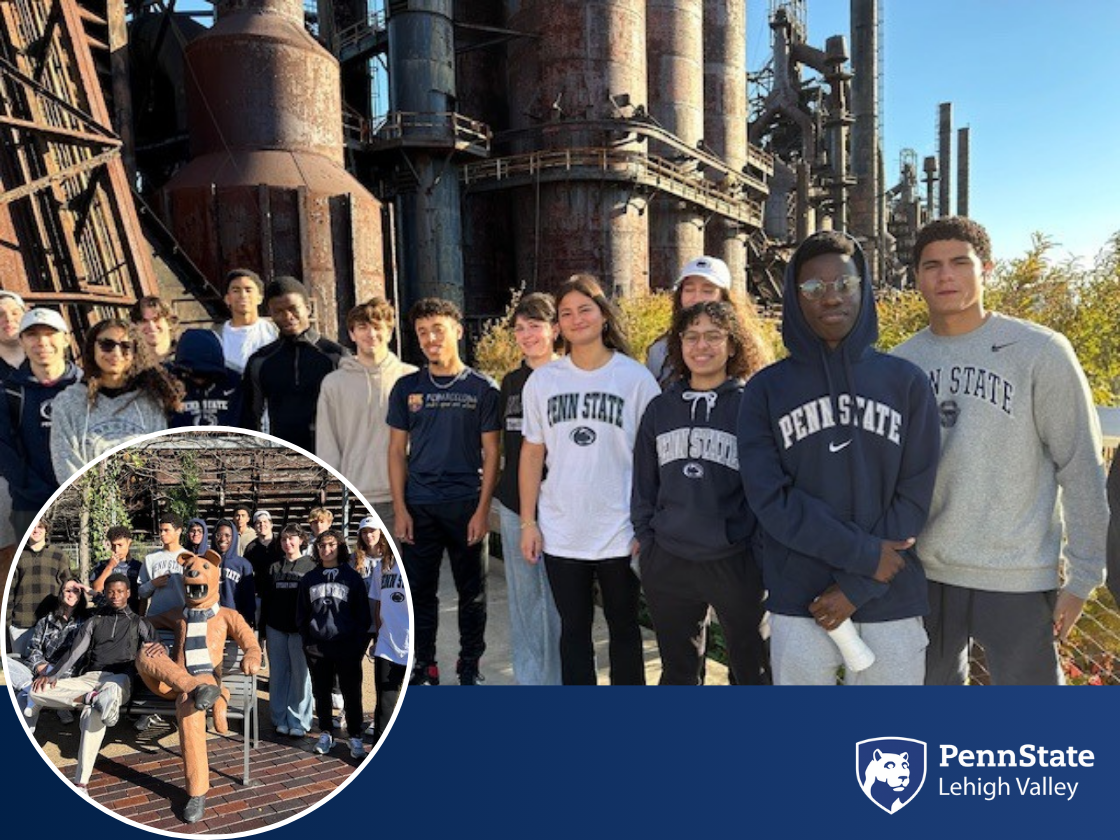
[409,661,440,686]
[456,659,484,686]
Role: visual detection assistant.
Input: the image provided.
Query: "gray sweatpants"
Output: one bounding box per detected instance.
[924,582,1062,685]
[28,671,132,784]
[770,614,927,685]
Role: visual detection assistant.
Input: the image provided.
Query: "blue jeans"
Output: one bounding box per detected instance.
[266,626,313,731]
[497,502,562,685]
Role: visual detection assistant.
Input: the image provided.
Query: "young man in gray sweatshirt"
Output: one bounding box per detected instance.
[893,217,1108,685]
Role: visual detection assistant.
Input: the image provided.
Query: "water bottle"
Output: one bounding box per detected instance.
[828,618,876,673]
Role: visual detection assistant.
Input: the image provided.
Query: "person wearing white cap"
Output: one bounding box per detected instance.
[0,309,80,536]
[645,257,772,388]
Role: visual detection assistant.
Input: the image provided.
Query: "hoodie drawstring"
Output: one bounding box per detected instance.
[682,389,718,421]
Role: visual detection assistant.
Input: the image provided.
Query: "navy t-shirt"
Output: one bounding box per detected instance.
[387,366,500,505]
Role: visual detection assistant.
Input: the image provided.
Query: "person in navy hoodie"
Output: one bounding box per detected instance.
[737,231,940,685]
[168,329,243,427]
[213,517,256,628]
[0,309,80,536]
[632,301,770,684]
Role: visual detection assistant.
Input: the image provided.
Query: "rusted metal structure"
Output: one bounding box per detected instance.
[957,125,969,218]
[646,0,704,290]
[160,0,385,339]
[938,101,951,218]
[702,0,749,294]
[0,0,157,332]
[849,0,880,275]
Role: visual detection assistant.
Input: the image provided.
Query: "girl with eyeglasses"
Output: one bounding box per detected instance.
[519,275,661,685]
[631,301,770,684]
[50,318,182,481]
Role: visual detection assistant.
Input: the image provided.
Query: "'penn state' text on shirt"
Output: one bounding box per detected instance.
[546,392,626,428]
[777,394,902,450]
[925,365,1015,416]
[656,428,739,470]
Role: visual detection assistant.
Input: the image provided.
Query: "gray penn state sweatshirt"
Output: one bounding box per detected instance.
[892,313,1107,599]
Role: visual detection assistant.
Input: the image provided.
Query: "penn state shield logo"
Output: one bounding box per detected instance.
[856,737,926,814]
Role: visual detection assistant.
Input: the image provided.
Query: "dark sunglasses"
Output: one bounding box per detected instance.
[96,338,135,355]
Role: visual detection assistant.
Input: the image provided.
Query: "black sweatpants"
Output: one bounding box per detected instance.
[640,541,769,685]
[402,497,487,665]
[543,554,644,685]
[374,658,406,738]
[305,645,364,736]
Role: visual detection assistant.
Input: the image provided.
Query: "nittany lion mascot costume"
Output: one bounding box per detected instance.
[862,749,911,813]
[137,550,261,823]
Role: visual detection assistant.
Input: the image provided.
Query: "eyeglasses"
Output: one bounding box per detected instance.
[95,338,135,355]
[797,275,861,300]
[680,330,729,348]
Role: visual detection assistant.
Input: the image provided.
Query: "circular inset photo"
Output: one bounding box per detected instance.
[1,428,411,834]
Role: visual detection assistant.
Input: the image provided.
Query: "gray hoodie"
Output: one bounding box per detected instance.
[49,382,168,482]
[315,352,416,504]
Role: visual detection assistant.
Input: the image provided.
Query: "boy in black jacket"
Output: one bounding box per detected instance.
[737,231,940,685]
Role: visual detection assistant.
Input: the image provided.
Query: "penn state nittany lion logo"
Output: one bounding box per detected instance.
[856,737,926,814]
[391,592,405,603]
[570,426,596,446]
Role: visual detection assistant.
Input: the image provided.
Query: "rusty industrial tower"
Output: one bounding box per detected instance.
[1,0,966,336]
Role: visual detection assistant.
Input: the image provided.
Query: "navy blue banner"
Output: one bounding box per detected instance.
[4,688,1118,837]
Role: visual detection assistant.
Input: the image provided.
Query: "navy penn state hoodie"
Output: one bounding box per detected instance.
[0,360,81,512]
[632,377,755,562]
[737,236,940,621]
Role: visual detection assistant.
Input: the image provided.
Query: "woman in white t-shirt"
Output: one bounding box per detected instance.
[519,275,660,684]
[367,546,408,740]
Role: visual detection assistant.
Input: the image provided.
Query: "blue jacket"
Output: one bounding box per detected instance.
[0,361,81,511]
[214,517,256,626]
[632,377,755,562]
[184,517,210,557]
[169,329,243,427]
[737,237,940,621]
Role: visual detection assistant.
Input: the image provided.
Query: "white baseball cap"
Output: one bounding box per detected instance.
[19,308,68,334]
[252,510,272,523]
[676,256,731,290]
[358,516,381,532]
[0,290,26,308]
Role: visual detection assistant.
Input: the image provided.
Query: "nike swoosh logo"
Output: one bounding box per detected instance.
[991,342,1018,352]
[829,440,852,453]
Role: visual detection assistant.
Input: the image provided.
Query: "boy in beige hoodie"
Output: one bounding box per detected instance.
[316,298,416,535]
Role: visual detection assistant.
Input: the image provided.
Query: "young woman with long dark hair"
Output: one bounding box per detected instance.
[519,275,660,684]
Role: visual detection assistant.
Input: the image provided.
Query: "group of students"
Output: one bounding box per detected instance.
[3,505,409,795]
[386,216,1115,687]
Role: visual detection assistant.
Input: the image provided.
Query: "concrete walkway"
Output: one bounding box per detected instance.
[430,546,730,686]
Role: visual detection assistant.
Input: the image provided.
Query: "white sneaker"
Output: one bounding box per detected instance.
[92,683,122,727]
[364,722,376,737]
[276,724,290,736]
[289,727,306,738]
[349,737,365,759]
[313,732,334,755]
[74,783,90,799]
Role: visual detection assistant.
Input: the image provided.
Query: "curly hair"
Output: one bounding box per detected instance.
[555,274,632,357]
[913,216,992,266]
[129,295,178,326]
[667,301,771,382]
[409,297,462,326]
[80,319,183,411]
[313,527,349,564]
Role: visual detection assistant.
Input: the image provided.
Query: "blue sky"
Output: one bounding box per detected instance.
[747,1,1120,264]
